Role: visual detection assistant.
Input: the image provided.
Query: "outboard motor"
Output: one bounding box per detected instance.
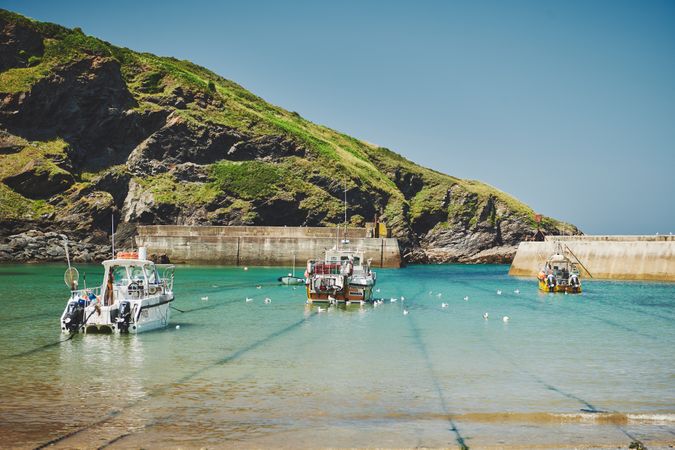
[569,274,580,289]
[547,274,557,291]
[116,301,132,333]
[63,300,84,333]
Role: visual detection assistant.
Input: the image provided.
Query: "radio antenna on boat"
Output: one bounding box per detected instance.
[111,209,116,259]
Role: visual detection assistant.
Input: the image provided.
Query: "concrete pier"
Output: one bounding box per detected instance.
[135,225,401,267]
[509,235,674,282]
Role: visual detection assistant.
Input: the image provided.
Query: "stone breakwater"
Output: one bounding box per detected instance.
[0,230,111,263]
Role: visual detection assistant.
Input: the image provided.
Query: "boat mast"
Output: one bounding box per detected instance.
[111,210,116,259]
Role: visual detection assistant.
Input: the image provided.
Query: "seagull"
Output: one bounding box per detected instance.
[514,289,520,294]
[502,316,509,322]
[390,298,397,303]
[328,295,336,303]
[201,296,208,301]
[497,290,502,295]
[317,306,326,312]
[464,296,469,301]
[245,297,253,302]
[441,302,448,308]
[483,312,489,320]
[400,296,405,301]
[256,285,262,289]
[403,309,409,315]
[264,297,271,304]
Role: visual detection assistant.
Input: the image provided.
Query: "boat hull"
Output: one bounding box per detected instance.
[61,294,173,334]
[538,280,582,294]
[306,285,373,303]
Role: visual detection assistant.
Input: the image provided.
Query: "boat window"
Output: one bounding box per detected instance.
[353,257,360,266]
[144,264,158,284]
[112,266,129,286]
[129,265,145,282]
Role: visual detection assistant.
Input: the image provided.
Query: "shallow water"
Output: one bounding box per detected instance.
[0,263,673,448]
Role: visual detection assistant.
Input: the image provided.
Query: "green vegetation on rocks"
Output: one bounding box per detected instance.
[0,9,579,262]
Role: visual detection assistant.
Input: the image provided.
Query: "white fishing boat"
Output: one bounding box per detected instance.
[305,246,376,303]
[278,253,305,285]
[60,247,175,334]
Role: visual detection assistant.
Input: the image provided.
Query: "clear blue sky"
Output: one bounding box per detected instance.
[3,0,674,234]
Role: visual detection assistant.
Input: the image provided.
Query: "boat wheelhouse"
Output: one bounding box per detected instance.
[60,251,175,334]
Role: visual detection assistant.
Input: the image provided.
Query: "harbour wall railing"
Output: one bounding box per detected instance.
[135,225,401,268]
[509,235,674,281]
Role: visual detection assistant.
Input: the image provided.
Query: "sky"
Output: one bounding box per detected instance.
[2,0,674,234]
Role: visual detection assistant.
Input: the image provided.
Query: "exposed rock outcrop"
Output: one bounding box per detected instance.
[0,9,580,264]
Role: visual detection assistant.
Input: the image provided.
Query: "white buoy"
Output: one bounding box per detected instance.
[244,267,248,271]
[502,316,509,322]
[464,296,469,301]
[483,312,489,320]
[175,325,180,330]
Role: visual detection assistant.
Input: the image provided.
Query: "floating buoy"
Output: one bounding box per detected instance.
[244,267,248,271]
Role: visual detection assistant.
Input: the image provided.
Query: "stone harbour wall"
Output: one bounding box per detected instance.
[136,225,401,268]
[509,235,675,282]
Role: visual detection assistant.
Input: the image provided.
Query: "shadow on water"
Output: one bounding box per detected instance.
[35,312,318,449]
[404,287,470,449]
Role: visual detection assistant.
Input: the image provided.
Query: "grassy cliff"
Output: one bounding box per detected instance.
[0,9,579,262]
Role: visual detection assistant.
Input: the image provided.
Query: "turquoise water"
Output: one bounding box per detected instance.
[0,264,673,448]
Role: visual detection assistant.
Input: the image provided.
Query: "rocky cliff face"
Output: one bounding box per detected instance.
[0,10,580,263]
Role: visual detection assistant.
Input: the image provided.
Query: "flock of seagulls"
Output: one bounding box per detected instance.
[198,282,521,324]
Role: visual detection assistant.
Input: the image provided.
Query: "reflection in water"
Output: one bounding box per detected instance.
[0,264,673,448]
